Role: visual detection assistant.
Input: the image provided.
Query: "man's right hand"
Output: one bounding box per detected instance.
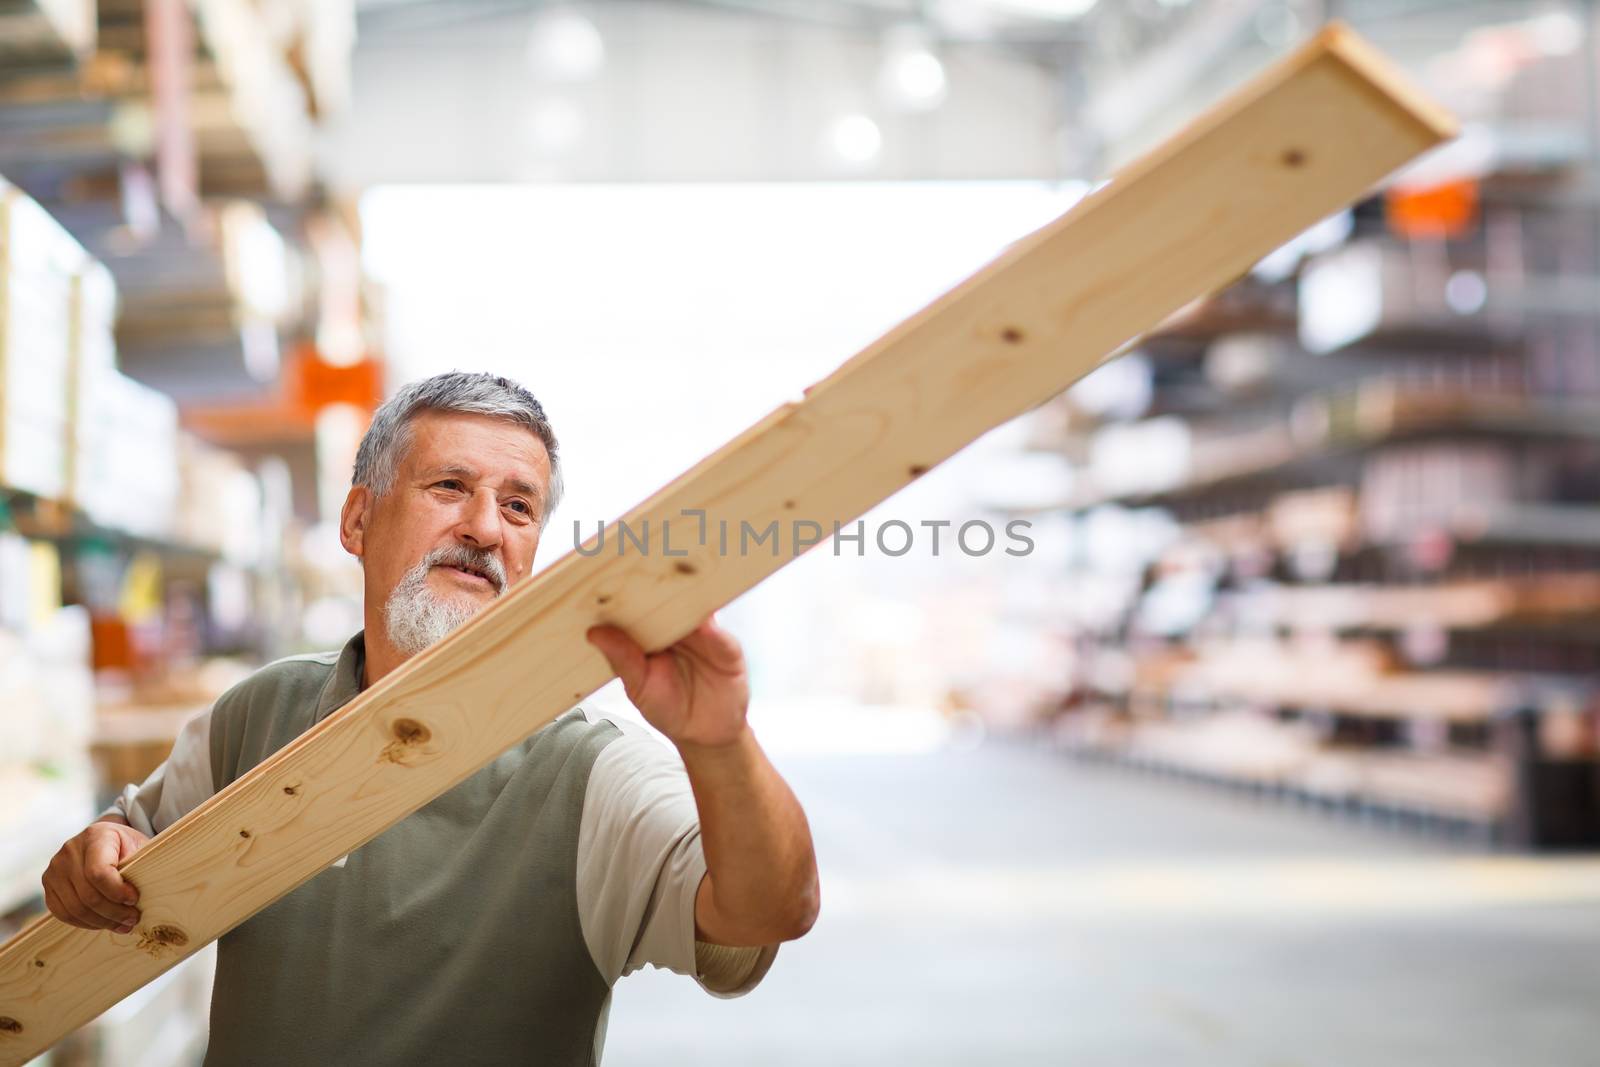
[42,818,149,933]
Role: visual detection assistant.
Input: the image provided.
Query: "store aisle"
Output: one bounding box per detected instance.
[604,737,1600,1067]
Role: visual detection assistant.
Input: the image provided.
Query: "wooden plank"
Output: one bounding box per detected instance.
[0,23,1454,1063]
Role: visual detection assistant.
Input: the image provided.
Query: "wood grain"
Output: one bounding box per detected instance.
[0,23,1454,1063]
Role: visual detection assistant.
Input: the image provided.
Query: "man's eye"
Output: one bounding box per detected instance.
[434,480,464,492]
[505,499,532,516]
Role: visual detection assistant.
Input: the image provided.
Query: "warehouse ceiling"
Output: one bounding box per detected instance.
[321,0,1086,188]
[1,0,1583,409]
[325,0,1581,188]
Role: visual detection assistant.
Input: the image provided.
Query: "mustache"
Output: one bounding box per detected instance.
[423,544,508,594]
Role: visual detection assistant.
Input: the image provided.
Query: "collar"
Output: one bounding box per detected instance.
[313,631,368,722]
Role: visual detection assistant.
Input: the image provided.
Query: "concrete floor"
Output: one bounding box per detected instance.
[603,739,1600,1066]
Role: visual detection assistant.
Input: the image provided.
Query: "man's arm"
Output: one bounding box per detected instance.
[681,729,818,945]
[41,707,216,932]
[587,615,820,947]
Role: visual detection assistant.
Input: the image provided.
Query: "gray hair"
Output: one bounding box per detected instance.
[352,371,564,522]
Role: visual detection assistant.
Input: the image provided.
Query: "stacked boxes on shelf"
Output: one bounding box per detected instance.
[76,370,182,540]
[1,178,184,540]
[64,259,117,510]
[0,180,83,501]
[0,183,106,913]
[175,434,264,566]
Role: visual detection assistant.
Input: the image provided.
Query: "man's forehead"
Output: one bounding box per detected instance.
[404,411,551,480]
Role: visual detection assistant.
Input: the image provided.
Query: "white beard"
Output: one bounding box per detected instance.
[382,548,504,656]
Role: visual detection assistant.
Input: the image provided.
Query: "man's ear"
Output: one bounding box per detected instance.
[339,486,372,558]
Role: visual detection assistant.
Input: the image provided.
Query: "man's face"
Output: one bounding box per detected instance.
[346,410,553,650]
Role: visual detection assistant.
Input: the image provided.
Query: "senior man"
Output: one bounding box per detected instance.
[42,371,820,1065]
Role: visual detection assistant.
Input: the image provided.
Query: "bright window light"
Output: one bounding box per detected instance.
[361,180,1087,544]
[361,180,1090,722]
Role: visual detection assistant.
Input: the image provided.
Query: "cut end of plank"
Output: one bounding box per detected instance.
[1094,22,1455,219]
[1312,21,1460,143]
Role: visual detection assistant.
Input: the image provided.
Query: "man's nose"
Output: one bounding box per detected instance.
[455,488,503,550]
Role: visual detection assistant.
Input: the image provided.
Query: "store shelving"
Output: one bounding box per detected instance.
[1229,574,1600,632]
[1027,381,1600,514]
[0,172,281,972]
[1003,168,1600,846]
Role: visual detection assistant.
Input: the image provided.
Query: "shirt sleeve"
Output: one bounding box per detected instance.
[100,707,217,836]
[575,712,778,997]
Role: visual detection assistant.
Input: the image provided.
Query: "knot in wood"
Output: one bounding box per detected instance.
[380,718,433,765]
[136,925,189,958]
[392,718,430,745]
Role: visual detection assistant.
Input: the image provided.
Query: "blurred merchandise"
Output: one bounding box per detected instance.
[1000,140,1600,847]
[76,371,180,540]
[0,180,82,500]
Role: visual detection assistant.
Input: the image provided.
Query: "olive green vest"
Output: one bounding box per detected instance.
[203,634,620,1066]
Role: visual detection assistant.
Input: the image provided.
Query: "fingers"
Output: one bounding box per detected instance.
[43,853,95,928]
[65,856,139,930]
[84,832,139,907]
[586,625,649,701]
[674,616,744,672]
[42,884,74,927]
[44,831,140,931]
[47,868,125,931]
[41,825,147,932]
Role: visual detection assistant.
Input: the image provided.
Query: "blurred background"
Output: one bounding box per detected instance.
[3,0,1600,1064]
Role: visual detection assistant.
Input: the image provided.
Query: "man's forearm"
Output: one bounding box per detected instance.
[679,727,819,946]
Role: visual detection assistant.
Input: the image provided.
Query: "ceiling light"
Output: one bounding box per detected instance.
[879,24,948,111]
[929,0,994,38]
[882,49,948,110]
[527,7,604,82]
[826,114,883,166]
[980,0,1098,21]
[1254,2,1301,48]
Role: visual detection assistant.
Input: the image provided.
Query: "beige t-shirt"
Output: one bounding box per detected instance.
[109,701,776,996]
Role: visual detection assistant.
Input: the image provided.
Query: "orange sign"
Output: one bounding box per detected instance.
[1386,178,1479,239]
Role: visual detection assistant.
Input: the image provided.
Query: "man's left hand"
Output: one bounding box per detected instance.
[585,615,751,750]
